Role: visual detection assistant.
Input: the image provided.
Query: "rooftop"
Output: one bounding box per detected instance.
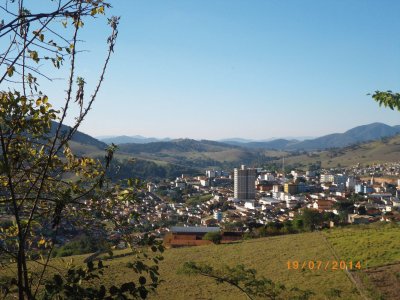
[170,226,220,233]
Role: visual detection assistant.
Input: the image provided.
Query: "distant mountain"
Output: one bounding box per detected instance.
[220,136,314,144]
[219,138,255,144]
[231,123,400,151]
[288,123,400,150]
[100,135,171,144]
[236,139,300,150]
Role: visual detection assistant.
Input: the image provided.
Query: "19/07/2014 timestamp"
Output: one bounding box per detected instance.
[287,260,361,271]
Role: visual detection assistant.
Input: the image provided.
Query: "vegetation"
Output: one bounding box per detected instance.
[108,158,200,181]
[324,223,400,268]
[271,134,400,168]
[0,1,163,298]
[51,235,110,258]
[180,262,313,300]
[2,223,398,299]
[186,194,213,206]
[202,232,222,244]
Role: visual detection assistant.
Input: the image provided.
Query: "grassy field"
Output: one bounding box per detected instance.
[324,223,400,269]
[2,223,400,299]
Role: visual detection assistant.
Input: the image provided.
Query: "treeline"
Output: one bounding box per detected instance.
[248,209,342,238]
[51,234,110,258]
[106,158,200,181]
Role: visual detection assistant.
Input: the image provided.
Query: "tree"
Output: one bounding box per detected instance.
[203,231,222,244]
[357,205,367,215]
[333,200,354,223]
[0,1,163,299]
[296,209,323,231]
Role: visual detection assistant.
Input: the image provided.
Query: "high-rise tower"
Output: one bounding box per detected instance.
[234,165,256,200]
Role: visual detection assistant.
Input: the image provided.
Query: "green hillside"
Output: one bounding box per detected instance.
[5,223,399,299]
[116,139,269,169]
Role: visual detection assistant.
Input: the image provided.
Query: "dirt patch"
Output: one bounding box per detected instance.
[354,262,400,300]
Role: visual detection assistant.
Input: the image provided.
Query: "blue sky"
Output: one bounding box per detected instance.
[43,0,400,140]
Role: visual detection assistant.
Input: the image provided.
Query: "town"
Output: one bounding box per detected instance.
[114,162,400,247]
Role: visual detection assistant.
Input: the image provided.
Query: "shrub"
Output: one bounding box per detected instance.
[203,232,222,244]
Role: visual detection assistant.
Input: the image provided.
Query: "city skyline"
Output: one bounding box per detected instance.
[40,0,400,140]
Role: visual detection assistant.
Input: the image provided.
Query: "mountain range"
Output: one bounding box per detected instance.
[97,123,400,151]
[223,123,400,150]
[65,122,400,178]
[99,135,172,144]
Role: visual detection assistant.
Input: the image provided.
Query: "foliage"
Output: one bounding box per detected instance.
[186,194,213,206]
[2,229,371,299]
[180,262,283,300]
[294,208,323,231]
[202,231,222,244]
[108,158,198,181]
[51,234,110,258]
[371,90,400,111]
[333,200,354,223]
[324,288,343,299]
[0,1,164,298]
[180,261,314,300]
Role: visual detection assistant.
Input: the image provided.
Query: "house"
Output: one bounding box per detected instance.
[347,214,372,224]
[313,200,335,212]
[163,226,242,248]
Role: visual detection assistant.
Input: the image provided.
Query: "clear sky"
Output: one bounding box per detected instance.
[43,0,400,140]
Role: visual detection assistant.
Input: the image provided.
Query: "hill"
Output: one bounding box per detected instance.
[8,223,399,299]
[276,133,400,169]
[53,122,400,176]
[50,121,107,150]
[100,135,171,144]
[116,139,271,169]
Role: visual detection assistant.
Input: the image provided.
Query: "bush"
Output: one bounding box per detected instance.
[52,234,110,257]
[203,232,222,244]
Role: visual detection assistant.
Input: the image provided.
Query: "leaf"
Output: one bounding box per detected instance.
[29,50,39,63]
[6,66,14,77]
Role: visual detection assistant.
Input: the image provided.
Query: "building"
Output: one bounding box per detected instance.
[284,183,298,195]
[163,226,242,248]
[234,165,256,200]
[214,211,223,222]
[320,174,334,183]
[206,170,216,178]
[164,226,220,247]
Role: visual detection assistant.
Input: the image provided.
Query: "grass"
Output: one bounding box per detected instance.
[323,223,400,268]
[2,224,400,299]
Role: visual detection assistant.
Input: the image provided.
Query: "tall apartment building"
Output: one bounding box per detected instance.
[234,165,256,200]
